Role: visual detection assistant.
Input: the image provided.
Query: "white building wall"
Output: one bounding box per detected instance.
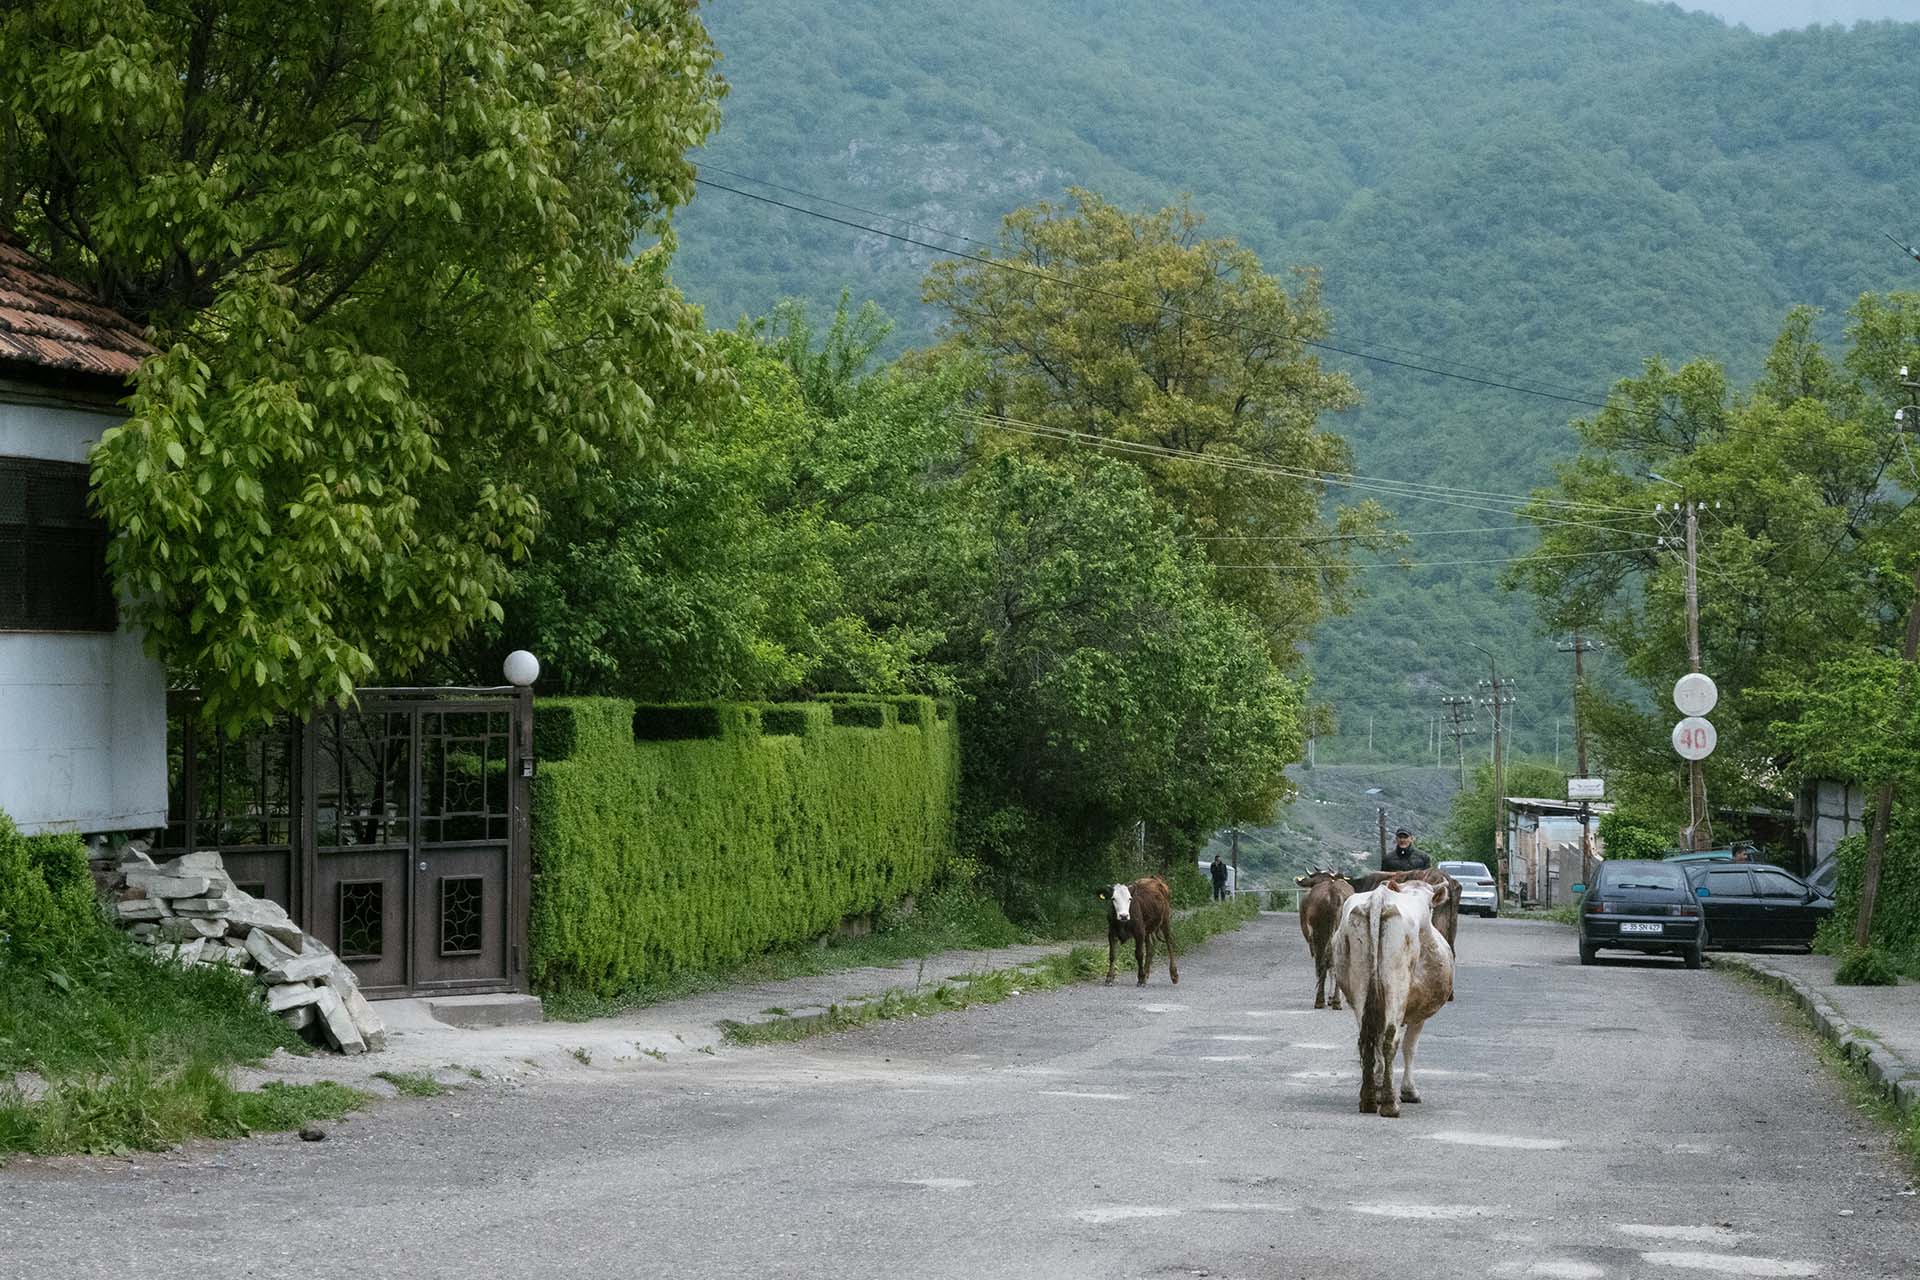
[1,391,168,835]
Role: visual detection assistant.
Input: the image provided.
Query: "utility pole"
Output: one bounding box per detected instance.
[1440,696,1475,789]
[1558,631,1600,777]
[1474,645,1513,902]
[1377,806,1388,865]
[1683,500,1712,851]
[1857,366,1920,946]
[1230,825,1240,899]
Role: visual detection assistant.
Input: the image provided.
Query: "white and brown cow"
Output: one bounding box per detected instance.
[1103,876,1178,986]
[1329,877,1455,1118]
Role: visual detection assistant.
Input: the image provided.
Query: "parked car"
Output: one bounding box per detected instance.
[1576,859,1705,968]
[1685,862,1832,951]
[1660,842,1762,866]
[1439,860,1498,917]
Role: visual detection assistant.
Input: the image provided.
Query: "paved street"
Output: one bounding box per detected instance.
[7,915,1919,1279]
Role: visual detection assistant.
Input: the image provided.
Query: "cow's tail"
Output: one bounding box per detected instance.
[1359,895,1391,1053]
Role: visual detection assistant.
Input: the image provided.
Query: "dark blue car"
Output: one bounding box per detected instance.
[1577,859,1706,968]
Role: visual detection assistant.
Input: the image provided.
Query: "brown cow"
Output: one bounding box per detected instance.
[1103,876,1178,986]
[1294,870,1354,1009]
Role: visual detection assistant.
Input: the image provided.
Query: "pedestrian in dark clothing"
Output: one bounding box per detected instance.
[1382,828,1431,873]
[1210,855,1230,900]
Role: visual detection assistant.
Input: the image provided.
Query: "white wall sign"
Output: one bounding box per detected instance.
[1672,716,1717,761]
[1568,777,1605,801]
[1673,672,1718,717]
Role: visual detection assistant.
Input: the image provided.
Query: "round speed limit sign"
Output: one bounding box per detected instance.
[1672,716,1717,761]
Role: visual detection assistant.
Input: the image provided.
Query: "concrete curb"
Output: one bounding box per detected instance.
[1716,953,1920,1118]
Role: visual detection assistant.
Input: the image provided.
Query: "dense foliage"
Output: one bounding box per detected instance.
[1,0,727,728]
[526,696,957,997]
[0,816,97,964]
[1511,301,1920,832]
[1818,828,1920,979]
[671,0,1920,762]
[1442,760,1568,861]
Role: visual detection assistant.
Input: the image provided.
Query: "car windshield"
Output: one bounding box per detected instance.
[1441,862,1492,879]
[1602,863,1684,890]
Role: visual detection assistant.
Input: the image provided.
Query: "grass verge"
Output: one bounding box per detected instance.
[1,913,370,1160]
[1505,904,1580,925]
[722,893,1261,1047]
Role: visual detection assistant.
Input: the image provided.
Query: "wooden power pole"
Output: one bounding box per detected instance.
[1683,501,1713,851]
[1440,696,1475,789]
[1475,648,1513,900]
[1558,631,1599,778]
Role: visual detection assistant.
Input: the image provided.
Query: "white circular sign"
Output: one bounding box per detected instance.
[1672,716,1717,761]
[1673,673,1718,717]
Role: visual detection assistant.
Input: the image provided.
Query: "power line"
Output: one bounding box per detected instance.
[695,173,1897,461]
[1214,547,1649,572]
[697,162,1606,402]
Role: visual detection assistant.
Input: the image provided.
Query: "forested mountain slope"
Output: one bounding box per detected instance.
[670,0,1920,764]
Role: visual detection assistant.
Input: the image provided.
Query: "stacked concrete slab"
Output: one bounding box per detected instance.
[106,848,386,1054]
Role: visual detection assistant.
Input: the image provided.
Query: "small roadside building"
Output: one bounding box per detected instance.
[1503,796,1613,906]
[0,233,166,836]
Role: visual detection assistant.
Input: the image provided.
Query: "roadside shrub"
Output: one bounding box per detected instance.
[1597,811,1670,861]
[1816,825,1920,974]
[0,813,98,962]
[529,697,959,997]
[1835,945,1901,987]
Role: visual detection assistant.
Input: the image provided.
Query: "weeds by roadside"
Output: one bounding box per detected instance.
[374,1071,453,1098]
[722,893,1261,1047]
[1505,905,1580,925]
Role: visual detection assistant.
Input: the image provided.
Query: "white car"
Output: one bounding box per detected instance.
[1440,860,1499,917]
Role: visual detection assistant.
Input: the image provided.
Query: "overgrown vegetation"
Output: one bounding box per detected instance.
[1816,830,1920,980]
[0,817,364,1158]
[1835,946,1902,988]
[374,1071,453,1099]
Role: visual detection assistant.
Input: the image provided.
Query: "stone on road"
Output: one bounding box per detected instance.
[5,917,1918,1278]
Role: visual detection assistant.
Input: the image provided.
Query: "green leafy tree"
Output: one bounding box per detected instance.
[1443,760,1566,860]
[939,453,1303,894]
[922,189,1389,660]
[1509,300,1920,828]
[1,0,727,728]
[469,301,970,699]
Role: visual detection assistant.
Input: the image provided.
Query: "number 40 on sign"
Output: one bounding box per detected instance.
[1672,716,1716,761]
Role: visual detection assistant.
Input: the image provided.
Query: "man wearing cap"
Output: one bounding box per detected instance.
[1382,827,1431,873]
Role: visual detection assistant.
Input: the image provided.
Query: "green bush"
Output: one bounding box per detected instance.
[1597,811,1670,861]
[0,814,98,963]
[1816,825,1920,973]
[529,697,959,997]
[1835,945,1901,987]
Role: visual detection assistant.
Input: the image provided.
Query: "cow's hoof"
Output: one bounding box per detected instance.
[1313,997,1325,1010]
[1359,1098,1377,1114]
[1169,975,1178,985]
[1399,1088,1422,1104]
[1330,1000,1342,1010]
[1103,976,1115,986]
[1379,1105,1401,1119]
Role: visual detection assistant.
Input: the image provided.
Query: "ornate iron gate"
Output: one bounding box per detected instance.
[162,688,532,999]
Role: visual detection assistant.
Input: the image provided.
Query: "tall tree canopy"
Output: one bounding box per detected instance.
[1510,298,1920,826]
[922,190,1387,658]
[1,0,727,727]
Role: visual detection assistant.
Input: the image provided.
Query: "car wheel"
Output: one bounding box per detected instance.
[1578,939,1596,965]
[1684,942,1704,970]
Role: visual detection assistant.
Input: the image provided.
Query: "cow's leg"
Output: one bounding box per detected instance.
[1163,924,1178,985]
[1136,933,1150,985]
[1399,1019,1426,1103]
[1106,932,1117,986]
[1377,1025,1401,1118]
[1357,1024,1377,1114]
[1313,953,1327,1009]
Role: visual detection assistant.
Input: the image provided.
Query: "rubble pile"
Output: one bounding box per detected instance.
[104,848,386,1055]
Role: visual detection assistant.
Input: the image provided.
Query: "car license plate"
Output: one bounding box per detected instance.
[1619,922,1663,935]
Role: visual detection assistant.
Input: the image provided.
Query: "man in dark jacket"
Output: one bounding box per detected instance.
[1209,855,1230,900]
[1382,827,1431,873]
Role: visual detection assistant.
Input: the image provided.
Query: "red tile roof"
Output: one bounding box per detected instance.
[0,233,153,381]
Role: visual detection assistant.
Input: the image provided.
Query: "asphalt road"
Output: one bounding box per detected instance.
[7,915,1919,1279]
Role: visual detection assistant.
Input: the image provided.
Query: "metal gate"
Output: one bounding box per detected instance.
[161,687,532,999]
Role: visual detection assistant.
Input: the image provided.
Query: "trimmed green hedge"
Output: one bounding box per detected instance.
[0,813,98,962]
[528,696,958,996]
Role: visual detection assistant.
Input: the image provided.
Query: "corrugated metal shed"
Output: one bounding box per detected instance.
[0,234,153,381]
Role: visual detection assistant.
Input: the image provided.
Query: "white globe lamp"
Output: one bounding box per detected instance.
[503,650,541,689]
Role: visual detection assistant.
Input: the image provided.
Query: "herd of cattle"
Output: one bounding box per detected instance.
[1103,867,1462,1120]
